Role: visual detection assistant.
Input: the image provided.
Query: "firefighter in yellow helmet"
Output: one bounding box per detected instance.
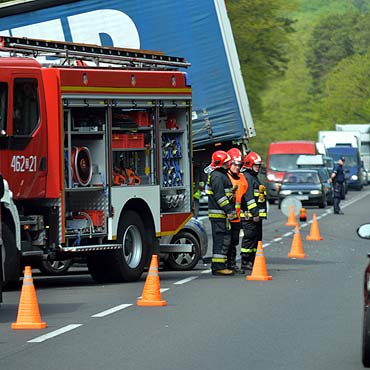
[240,151,267,272]
[226,148,248,273]
[206,150,238,275]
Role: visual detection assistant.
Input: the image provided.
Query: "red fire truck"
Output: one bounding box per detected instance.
[0,36,193,283]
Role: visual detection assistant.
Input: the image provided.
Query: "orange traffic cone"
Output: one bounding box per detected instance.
[288,224,307,259]
[246,241,272,281]
[285,204,297,226]
[306,213,323,240]
[137,255,167,307]
[11,266,46,330]
[299,208,307,222]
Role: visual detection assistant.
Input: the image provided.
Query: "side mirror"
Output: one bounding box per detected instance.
[357,223,370,239]
[0,173,3,199]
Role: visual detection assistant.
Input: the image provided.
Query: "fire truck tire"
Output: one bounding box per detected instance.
[2,222,21,283]
[87,252,112,283]
[108,210,150,282]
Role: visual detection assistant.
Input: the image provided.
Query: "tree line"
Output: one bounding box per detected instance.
[227,0,370,158]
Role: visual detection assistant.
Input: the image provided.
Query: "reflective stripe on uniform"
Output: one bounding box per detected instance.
[241,247,257,253]
[248,202,257,210]
[208,213,226,219]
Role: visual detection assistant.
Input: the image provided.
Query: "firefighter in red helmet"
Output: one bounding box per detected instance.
[226,148,248,273]
[240,151,267,272]
[206,150,238,275]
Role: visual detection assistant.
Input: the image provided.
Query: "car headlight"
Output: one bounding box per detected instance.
[280,190,292,195]
[310,190,322,195]
[351,175,358,180]
[267,173,277,181]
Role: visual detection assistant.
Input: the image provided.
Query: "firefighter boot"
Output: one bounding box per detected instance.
[212,269,235,276]
[241,255,253,273]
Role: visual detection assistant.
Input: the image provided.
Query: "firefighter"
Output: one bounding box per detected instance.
[226,148,248,273]
[240,151,267,272]
[193,181,205,218]
[206,150,238,275]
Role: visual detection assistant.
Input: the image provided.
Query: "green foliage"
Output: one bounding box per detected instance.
[227,0,297,118]
[241,0,370,158]
[321,52,370,124]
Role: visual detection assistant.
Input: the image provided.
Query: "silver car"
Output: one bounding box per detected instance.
[160,217,208,270]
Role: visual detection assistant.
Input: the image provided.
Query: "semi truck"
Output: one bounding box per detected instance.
[335,124,370,170]
[0,36,193,284]
[0,0,256,166]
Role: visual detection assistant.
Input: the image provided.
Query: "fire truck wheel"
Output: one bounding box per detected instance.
[2,222,21,284]
[108,210,149,282]
[37,258,73,275]
[165,231,201,271]
[87,252,112,283]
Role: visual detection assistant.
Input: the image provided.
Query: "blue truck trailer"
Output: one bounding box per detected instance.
[0,0,255,153]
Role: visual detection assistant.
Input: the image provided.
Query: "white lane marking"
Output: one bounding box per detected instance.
[263,191,370,249]
[273,237,282,242]
[174,276,198,285]
[91,304,132,318]
[201,269,211,274]
[28,324,82,343]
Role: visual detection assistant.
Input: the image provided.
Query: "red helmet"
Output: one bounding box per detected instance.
[243,151,262,169]
[227,148,243,165]
[211,150,231,169]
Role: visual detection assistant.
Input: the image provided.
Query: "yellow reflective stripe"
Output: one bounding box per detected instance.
[212,257,227,263]
[219,199,229,207]
[253,191,259,196]
[241,248,257,253]
[208,213,226,218]
[206,190,214,195]
[248,203,257,210]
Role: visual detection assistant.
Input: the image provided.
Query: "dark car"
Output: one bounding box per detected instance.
[316,167,334,205]
[356,223,370,367]
[278,169,327,209]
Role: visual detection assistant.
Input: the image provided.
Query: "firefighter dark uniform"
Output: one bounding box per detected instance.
[226,148,248,272]
[207,151,237,275]
[331,157,345,215]
[240,152,267,271]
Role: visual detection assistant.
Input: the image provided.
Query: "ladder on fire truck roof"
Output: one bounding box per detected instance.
[0,35,191,69]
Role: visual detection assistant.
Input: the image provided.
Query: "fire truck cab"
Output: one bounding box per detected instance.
[0,36,193,283]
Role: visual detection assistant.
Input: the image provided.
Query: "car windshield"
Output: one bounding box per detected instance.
[269,154,301,171]
[283,172,320,184]
[329,154,358,167]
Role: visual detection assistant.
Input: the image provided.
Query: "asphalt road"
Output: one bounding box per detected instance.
[1,188,369,370]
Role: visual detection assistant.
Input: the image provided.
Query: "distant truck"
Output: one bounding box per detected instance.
[335,124,370,171]
[327,147,363,190]
[264,141,318,203]
[318,130,361,150]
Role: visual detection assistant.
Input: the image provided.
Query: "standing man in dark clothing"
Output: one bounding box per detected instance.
[206,150,238,276]
[330,157,345,215]
[240,151,267,272]
[226,148,248,273]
